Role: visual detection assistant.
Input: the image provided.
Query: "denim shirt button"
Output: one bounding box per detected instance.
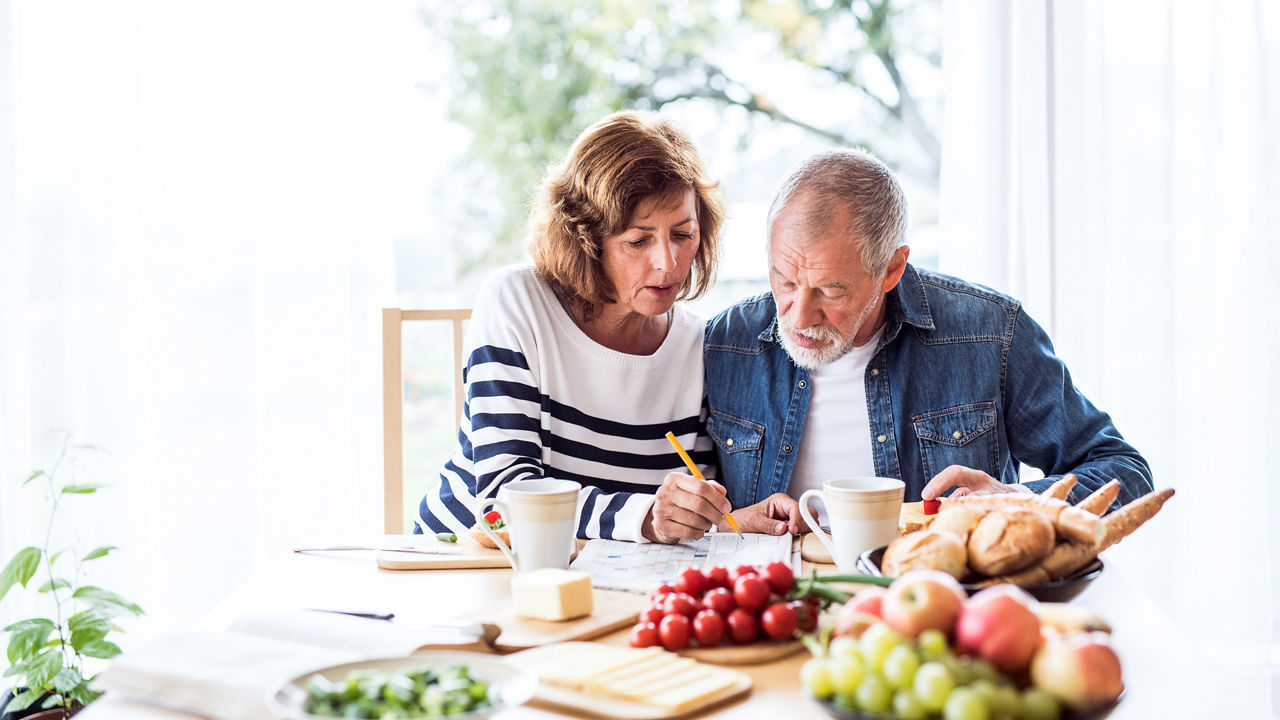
[953,430,963,440]
[798,380,807,389]
[783,444,793,453]
[876,434,887,443]
[726,438,734,447]
[871,368,880,377]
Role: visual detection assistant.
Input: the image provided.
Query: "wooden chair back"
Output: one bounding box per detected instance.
[382,308,471,534]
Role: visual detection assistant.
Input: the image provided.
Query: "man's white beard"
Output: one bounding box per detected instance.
[776,294,882,370]
[777,315,853,369]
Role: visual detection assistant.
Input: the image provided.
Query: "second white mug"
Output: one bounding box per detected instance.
[479,478,580,573]
[799,476,905,574]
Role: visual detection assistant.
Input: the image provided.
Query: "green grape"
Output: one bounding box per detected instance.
[882,645,920,690]
[892,689,929,720]
[833,691,858,711]
[944,687,991,720]
[827,657,864,696]
[967,658,1001,684]
[859,623,902,671]
[800,658,835,699]
[1018,688,1063,720]
[917,628,950,658]
[990,684,1020,717]
[939,654,972,684]
[855,673,893,715]
[829,636,860,661]
[912,661,955,713]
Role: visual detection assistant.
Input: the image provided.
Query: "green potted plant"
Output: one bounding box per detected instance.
[0,439,143,719]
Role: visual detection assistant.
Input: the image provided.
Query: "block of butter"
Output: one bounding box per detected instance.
[511,568,594,621]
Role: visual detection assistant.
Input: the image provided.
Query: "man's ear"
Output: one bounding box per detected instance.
[880,246,910,293]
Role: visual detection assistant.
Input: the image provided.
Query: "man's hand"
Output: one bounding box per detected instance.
[921,465,1018,500]
[724,493,804,536]
[641,472,732,543]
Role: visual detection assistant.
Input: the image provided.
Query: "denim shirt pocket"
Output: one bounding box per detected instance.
[707,410,765,503]
[911,402,1000,480]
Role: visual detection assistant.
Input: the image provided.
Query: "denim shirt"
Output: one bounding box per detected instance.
[704,264,1154,509]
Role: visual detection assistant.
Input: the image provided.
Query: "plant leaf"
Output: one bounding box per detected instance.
[4,688,40,713]
[22,470,46,486]
[4,658,27,678]
[0,546,43,603]
[82,545,117,562]
[71,586,144,616]
[5,617,54,665]
[25,647,63,689]
[49,548,67,566]
[68,683,100,706]
[37,578,72,594]
[78,639,121,660]
[67,609,111,634]
[69,624,108,653]
[41,693,65,709]
[60,483,104,495]
[52,667,83,693]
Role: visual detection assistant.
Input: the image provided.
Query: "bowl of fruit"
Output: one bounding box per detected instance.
[803,571,1123,720]
[626,562,821,663]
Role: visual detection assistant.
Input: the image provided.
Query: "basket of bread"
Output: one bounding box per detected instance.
[860,476,1174,601]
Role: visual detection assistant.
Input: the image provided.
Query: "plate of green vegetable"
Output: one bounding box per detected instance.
[266,651,537,719]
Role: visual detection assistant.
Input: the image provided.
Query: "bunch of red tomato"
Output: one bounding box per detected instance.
[628,561,820,652]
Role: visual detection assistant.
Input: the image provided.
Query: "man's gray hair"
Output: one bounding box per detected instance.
[766,149,907,278]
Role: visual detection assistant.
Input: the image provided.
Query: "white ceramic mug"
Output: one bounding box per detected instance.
[479,479,580,573]
[799,477,905,573]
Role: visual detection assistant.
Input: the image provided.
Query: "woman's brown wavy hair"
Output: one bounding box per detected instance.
[529,111,724,317]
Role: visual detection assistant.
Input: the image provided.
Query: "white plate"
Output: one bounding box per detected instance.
[266,650,537,720]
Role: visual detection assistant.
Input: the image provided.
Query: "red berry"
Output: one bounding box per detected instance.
[705,566,731,589]
[702,587,736,616]
[726,608,759,644]
[761,602,798,640]
[659,613,691,651]
[733,575,770,613]
[762,561,795,594]
[674,567,708,598]
[629,622,660,648]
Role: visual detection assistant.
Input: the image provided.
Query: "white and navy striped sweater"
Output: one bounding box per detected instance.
[417,265,716,542]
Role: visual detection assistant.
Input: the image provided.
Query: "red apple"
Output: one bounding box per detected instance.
[832,610,882,639]
[956,585,1042,673]
[847,586,887,617]
[880,570,966,638]
[1030,631,1124,712]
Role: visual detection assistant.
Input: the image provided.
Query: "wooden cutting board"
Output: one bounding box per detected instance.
[461,588,649,652]
[377,535,583,571]
[678,639,804,665]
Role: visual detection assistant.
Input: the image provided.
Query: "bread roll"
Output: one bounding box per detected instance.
[966,508,1054,575]
[881,529,968,580]
[470,523,511,549]
[927,506,987,545]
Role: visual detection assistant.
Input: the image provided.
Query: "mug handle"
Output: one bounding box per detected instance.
[798,489,838,563]
[477,498,518,571]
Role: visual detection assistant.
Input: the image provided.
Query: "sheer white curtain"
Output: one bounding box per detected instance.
[0,0,439,640]
[941,0,1277,710]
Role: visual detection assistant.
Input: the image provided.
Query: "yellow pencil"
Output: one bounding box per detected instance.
[664,431,744,539]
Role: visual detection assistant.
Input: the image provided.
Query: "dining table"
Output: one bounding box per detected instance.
[75,533,1229,720]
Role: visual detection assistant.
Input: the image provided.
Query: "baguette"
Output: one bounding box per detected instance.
[1076,480,1122,516]
[1098,488,1175,552]
[952,494,1104,545]
[1044,474,1078,501]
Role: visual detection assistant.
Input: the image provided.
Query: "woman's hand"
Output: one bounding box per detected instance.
[921,465,1019,500]
[725,493,804,536]
[641,472,732,544]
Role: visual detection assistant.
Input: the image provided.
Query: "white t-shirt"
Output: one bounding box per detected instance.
[789,330,882,526]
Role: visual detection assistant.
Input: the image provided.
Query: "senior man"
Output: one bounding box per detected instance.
[705,149,1153,531]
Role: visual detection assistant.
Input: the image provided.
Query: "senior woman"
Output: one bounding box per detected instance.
[417,111,799,543]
